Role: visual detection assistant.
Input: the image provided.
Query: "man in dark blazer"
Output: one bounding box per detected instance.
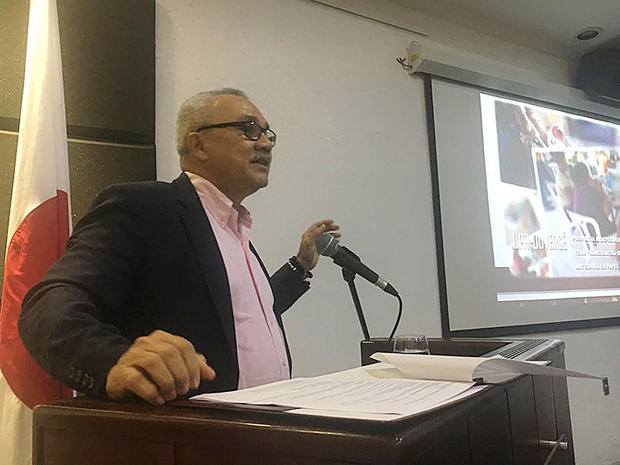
[19,88,339,405]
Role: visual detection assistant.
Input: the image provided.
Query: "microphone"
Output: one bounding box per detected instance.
[315,234,398,296]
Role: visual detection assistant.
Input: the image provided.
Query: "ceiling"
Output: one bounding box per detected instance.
[391,0,620,59]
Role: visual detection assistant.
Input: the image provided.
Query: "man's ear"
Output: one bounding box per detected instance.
[187,132,207,158]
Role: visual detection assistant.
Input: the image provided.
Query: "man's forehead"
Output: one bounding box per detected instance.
[207,94,267,124]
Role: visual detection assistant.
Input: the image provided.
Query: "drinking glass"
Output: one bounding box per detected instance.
[392,334,430,355]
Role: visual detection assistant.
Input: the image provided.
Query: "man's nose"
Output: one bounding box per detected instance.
[255,131,273,150]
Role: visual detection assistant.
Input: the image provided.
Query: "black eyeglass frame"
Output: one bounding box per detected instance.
[195,121,276,146]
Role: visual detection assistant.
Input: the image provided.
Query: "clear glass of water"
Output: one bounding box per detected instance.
[393,334,430,355]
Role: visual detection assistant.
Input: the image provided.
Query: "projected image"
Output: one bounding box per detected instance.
[481,94,620,284]
[495,101,538,190]
[504,197,548,278]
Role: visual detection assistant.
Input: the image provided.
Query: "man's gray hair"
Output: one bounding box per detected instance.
[175,88,249,157]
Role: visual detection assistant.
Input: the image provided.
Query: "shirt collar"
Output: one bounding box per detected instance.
[185,171,253,231]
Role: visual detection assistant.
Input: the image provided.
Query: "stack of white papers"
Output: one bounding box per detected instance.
[193,373,477,421]
[191,353,602,421]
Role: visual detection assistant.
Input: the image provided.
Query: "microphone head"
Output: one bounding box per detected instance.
[315,233,339,257]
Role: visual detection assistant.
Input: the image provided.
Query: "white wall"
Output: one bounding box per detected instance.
[155,1,619,463]
[311,0,578,86]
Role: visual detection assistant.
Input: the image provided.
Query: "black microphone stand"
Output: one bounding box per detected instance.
[327,240,403,365]
[342,267,371,340]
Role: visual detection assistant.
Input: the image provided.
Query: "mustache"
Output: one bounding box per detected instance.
[251,152,272,165]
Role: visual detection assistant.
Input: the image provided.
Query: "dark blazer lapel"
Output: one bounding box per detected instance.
[172,173,237,361]
[249,242,273,290]
[249,242,292,371]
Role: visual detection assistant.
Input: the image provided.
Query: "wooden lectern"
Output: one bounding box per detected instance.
[33,338,574,465]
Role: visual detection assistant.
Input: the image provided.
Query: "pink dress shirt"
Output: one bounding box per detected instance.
[186,172,290,389]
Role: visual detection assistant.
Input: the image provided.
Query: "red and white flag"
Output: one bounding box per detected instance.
[0,0,73,463]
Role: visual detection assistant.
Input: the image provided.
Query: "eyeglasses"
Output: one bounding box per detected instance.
[196,121,276,146]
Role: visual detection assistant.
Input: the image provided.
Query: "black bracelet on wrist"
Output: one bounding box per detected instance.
[288,256,313,280]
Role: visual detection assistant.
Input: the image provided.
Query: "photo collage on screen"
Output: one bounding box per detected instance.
[480,94,620,281]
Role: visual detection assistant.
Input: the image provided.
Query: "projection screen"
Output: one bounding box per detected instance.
[430,78,620,334]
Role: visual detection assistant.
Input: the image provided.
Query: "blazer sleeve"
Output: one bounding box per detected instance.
[18,185,145,397]
[270,264,310,317]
